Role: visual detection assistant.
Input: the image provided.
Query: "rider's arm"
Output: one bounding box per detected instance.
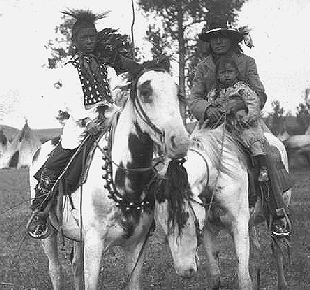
[188,63,214,122]
[245,56,267,108]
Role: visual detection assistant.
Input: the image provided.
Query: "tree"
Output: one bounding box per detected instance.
[296,102,310,133]
[45,14,75,68]
[145,24,172,59]
[137,0,247,97]
[265,100,285,135]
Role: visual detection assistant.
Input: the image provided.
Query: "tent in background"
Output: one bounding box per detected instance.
[0,121,41,169]
[0,128,9,163]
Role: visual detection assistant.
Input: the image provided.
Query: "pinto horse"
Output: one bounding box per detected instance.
[29,60,190,290]
[155,124,291,290]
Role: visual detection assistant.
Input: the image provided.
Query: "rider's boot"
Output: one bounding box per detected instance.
[255,154,269,182]
[27,143,75,239]
[256,154,291,238]
[27,173,56,239]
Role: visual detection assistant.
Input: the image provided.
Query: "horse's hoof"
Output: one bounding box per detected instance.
[210,275,220,290]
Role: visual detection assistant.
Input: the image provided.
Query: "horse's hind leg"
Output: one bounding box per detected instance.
[203,225,221,290]
[41,230,64,290]
[71,241,84,290]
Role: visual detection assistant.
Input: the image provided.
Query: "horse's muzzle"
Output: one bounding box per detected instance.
[177,266,197,279]
[166,133,190,159]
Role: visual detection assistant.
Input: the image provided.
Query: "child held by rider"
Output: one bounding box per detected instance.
[204,55,269,182]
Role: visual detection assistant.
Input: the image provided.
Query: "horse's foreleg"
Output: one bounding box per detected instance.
[272,241,288,290]
[125,231,150,290]
[41,230,64,290]
[71,241,84,290]
[233,215,253,290]
[83,230,104,290]
[203,224,221,290]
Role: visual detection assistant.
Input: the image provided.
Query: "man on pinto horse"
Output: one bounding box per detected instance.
[189,20,292,238]
[27,9,137,239]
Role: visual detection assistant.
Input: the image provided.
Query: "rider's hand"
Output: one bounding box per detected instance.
[204,106,221,121]
[225,99,246,114]
[86,121,100,135]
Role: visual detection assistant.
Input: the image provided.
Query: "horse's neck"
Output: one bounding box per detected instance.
[190,127,247,185]
[109,101,154,196]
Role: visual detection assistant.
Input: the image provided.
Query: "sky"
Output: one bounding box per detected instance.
[0,0,310,129]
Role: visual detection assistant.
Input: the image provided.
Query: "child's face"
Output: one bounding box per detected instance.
[217,63,238,86]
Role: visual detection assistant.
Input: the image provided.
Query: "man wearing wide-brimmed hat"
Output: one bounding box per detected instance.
[188,20,292,238]
[189,20,266,122]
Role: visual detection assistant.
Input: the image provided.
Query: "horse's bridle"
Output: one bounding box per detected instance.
[130,68,167,145]
[187,196,204,245]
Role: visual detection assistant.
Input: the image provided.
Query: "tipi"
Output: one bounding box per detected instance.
[0,121,41,169]
[0,128,9,160]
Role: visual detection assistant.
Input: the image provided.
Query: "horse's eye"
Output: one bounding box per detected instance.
[138,80,153,103]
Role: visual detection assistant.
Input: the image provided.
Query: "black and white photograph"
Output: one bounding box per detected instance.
[1,0,310,289]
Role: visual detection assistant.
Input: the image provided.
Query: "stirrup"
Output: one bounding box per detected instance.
[271,224,290,238]
[258,168,269,182]
[26,211,51,239]
[271,214,291,239]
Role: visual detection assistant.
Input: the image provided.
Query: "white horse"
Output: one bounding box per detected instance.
[155,125,291,290]
[29,61,190,290]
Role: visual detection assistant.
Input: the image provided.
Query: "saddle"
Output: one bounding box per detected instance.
[62,111,120,195]
[61,132,105,195]
[195,131,293,209]
[198,118,293,209]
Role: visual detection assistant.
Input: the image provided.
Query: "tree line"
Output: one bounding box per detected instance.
[265,89,310,136]
[45,0,246,92]
[45,1,310,136]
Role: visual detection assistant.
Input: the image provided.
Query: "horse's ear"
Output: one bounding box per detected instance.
[119,56,141,77]
[157,56,170,72]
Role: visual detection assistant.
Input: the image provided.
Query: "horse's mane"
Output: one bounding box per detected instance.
[129,57,171,80]
[190,125,247,180]
[150,159,192,236]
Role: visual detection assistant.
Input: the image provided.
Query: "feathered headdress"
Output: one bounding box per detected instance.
[238,26,254,48]
[62,9,109,38]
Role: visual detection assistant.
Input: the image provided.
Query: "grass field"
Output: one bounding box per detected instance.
[0,166,310,290]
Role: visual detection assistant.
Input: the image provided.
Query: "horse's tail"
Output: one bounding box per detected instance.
[153,158,192,236]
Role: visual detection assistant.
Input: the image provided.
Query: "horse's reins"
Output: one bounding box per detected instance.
[187,198,204,245]
[188,113,228,219]
[92,68,170,210]
[131,68,166,145]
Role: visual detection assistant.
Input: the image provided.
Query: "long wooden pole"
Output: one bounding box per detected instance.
[131,0,136,60]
